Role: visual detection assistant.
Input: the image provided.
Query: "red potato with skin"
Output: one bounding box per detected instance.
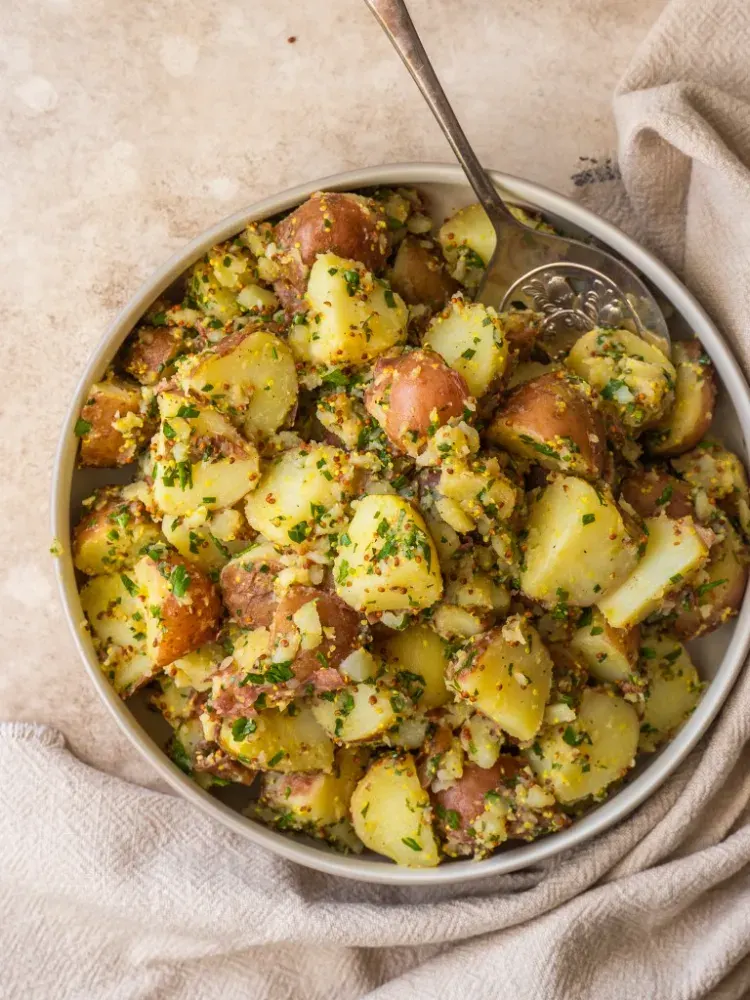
[72,487,162,576]
[77,379,156,467]
[274,191,390,299]
[646,340,717,457]
[388,237,459,311]
[619,468,694,520]
[672,523,748,639]
[135,551,222,668]
[500,309,543,362]
[433,756,568,855]
[487,371,607,479]
[121,325,194,385]
[220,555,284,627]
[364,348,472,458]
[270,585,365,680]
[434,756,522,834]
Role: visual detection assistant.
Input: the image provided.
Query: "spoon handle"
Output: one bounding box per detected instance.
[364,0,517,230]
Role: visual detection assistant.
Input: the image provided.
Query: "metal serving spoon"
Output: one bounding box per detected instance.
[365,0,670,351]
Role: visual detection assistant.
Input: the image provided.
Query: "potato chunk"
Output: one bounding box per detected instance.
[178,328,297,440]
[217,703,334,773]
[423,297,509,397]
[121,324,196,385]
[451,617,553,741]
[167,642,224,692]
[80,573,155,697]
[672,521,748,639]
[520,477,640,607]
[364,349,472,459]
[566,328,676,431]
[244,444,356,549]
[350,753,440,867]
[152,391,260,516]
[638,637,702,751]
[598,515,710,629]
[161,506,249,572]
[379,624,450,710]
[619,468,694,520]
[275,192,390,281]
[671,440,748,501]
[645,341,716,456]
[570,609,640,684]
[76,379,155,467]
[134,551,222,668]
[257,747,367,847]
[333,494,442,613]
[220,545,285,627]
[73,488,162,576]
[291,253,407,367]
[487,372,607,480]
[388,237,459,310]
[438,202,496,286]
[312,682,404,743]
[433,456,517,535]
[527,688,639,803]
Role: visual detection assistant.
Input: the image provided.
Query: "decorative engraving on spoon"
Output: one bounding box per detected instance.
[501,262,645,338]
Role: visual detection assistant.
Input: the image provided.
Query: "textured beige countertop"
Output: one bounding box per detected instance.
[0,0,664,790]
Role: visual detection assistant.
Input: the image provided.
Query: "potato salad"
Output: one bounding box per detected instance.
[73,187,748,867]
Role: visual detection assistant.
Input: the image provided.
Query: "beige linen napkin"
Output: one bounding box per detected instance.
[5,1,750,997]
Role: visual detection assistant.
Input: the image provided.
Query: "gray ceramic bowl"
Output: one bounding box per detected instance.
[51,163,750,884]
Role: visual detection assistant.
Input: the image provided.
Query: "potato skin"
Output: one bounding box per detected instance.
[138,552,222,668]
[274,191,389,293]
[388,237,459,311]
[73,488,161,576]
[434,756,521,833]
[220,556,283,627]
[121,325,193,385]
[270,585,364,679]
[672,524,747,639]
[78,380,155,467]
[364,349,472,457]
[619,469,693,520]
[487,372,607,479]
[646,340,717,456]
[500,309,543,362]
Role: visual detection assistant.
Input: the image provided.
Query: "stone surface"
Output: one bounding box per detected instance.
[0,0,664,790]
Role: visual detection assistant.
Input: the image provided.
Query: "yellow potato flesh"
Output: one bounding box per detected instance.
[350,754,440,867]
[180,330,297,440]
[598,516,709,629]
[521,476,637,607]
[379,624,450,710]
[424,299,508,397]
[334,494,442,613]
[80,573,154,696]
[244,444,347,548]
[453,620,552,741]
[218,705,334,773]
[527,688,639,803]
[638,637,701,751]
[292,253,407,367]
[153,392,260,516]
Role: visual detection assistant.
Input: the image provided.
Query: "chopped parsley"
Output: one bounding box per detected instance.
[265,661,295,684]
[120,574,138,597]
[169,564,190,598]
[231,717,257,741]
[401,837,422,852]
[176,403,200,419]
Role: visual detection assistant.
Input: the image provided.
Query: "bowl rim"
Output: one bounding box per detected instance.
[51,161,750,885]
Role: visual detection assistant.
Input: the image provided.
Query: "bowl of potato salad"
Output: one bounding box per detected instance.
[52,164,750,883]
